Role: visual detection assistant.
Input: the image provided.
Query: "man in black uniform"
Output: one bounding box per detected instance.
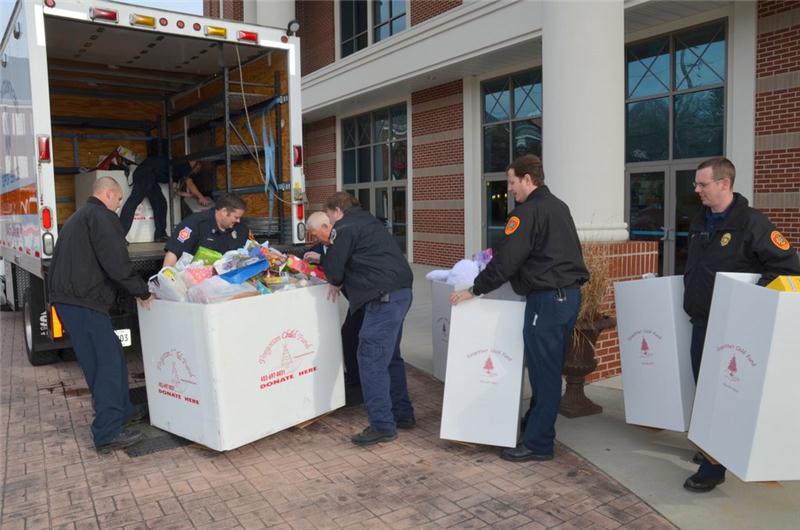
[682,156,800,492]
[119,153,207,241]
[321,192,415,446]
[162,193,249,267]
[451,154,588,462]
[49,177,154,451]
[306,210,364,403]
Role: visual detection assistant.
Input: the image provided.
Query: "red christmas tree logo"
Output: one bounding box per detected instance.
[483,356,495,375]
[281,343,293,370]
[640,337,650,356]
[727,355,737,376]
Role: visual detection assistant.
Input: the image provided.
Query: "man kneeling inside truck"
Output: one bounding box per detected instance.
[48,177,154,452]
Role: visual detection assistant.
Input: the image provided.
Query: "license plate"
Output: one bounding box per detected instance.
[115,328,132,347]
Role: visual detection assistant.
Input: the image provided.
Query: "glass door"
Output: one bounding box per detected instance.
[484,178,511,249]
[627,165,703,276]
[672,167,702,274]
[629,170,667,276]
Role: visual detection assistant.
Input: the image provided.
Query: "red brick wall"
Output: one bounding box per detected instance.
[203,0,242,20]
[584,241,660,382]
[203,0,219,18]
[754,0,800,246]
[410,0,463,26]
[303,117,337,211]
[411,80,465,266]
[296,0,336,76]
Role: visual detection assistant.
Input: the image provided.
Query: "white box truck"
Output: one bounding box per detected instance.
[1,0,306,364]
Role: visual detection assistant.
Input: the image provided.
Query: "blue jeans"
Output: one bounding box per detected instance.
[56,303,134,446]
[357,288,414,434]
[691,322,727,479]
[521,288,580,455]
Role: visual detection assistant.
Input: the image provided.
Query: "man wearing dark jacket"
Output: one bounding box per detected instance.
[321,192,415,446]
[119,155,206,241]
[681,157,800,493]
[451,154,589,462]
[49,177,154,451]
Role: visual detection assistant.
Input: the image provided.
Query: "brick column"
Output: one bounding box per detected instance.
[411,81,465,267]
[753,0,800,245]
[296,0,335,76]
[303,118,337,212]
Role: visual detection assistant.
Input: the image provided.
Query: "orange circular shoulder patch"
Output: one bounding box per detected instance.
[505,216,521,236]
[770,230,791,251]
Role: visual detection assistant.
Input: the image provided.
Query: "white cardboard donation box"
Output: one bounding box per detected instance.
[440,297,525,448]
[688,273,800,482]
[430,280,523,382]
[614,276,695,431]
[138,284,345,451]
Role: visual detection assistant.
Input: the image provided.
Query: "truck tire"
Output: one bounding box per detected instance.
[23,289,60,366]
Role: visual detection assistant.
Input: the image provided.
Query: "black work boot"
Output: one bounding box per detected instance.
[96,428,144,453]
[351,427,396,446]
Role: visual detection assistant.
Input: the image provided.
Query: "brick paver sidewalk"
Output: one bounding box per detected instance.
[1,311,675,529]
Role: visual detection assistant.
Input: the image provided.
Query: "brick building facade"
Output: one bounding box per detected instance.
[205,0,798,383]
[753,0,800,245]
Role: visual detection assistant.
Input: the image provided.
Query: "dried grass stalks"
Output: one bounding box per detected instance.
[576,244,612,325]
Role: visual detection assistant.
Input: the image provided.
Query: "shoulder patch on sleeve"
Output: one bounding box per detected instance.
[177,227,192,243]
[505,216,521,236]
[770,230,791,251]
[329,228,337,244]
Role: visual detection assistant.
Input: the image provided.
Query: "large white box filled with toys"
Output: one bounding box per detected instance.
[138,240,345,451]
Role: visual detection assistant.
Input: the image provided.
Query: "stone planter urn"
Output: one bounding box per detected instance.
[559,315,616,418]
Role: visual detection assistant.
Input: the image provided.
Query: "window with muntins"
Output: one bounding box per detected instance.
[341,1,407,58]
[341,104,408,252]
[626,21,726,163]
[481,68,542,248]
[341,0,368,58]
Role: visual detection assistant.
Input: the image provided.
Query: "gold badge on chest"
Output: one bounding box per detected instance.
[720,232,732,247]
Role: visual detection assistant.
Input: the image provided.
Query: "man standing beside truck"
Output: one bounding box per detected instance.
[48,177,154,451]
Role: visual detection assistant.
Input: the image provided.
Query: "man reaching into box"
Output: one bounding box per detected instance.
[305,210,364,405]
[320,192,415,446]
[682,156,800,492]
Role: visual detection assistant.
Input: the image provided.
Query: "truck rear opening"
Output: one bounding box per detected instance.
[42,2,304,244]
[1,0,305,364]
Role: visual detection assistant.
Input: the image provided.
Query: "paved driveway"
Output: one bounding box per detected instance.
[1,311,675,529]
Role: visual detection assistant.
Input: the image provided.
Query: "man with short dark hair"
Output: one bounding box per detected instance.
[451,153,589,462]
[162,193,249,267]
[321,192,416,445]
[682,156,800,492]
[49,177,154,451]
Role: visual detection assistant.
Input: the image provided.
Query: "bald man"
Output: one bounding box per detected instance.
[304,210,364,399]
[49,177,153,452]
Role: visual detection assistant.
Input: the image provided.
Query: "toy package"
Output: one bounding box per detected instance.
[151,241,328,304]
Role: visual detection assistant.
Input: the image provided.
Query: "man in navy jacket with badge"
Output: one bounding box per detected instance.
[682,156,800,492]
[321,192,415,446]
[162,193,249,267]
